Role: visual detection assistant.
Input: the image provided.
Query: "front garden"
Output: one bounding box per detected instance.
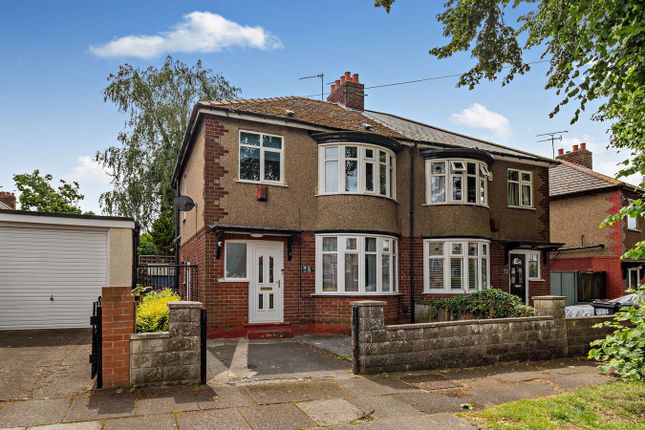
[462,381,644,430]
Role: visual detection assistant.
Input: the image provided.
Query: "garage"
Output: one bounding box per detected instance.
[0,210,135,330]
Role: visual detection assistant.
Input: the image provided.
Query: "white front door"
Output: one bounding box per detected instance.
[249,242,283,323]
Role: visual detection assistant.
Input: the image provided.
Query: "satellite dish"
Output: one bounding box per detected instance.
[175,195,195,212]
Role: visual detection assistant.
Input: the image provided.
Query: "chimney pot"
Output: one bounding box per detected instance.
[580,143,587,151]
[573,144,579,152]
[557,148,564,156]
[327,70,365,110]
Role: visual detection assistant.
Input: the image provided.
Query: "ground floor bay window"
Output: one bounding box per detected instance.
[315,233,398,294]
[424,238,490,294]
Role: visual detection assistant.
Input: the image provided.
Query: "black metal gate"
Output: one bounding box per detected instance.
[136,264,199,301]
[89,297,102,388]
[200,308,207,384]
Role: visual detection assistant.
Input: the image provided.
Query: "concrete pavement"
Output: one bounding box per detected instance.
[0,330,616,429]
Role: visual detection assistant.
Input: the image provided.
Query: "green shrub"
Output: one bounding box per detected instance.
[423,288,534,320]
[135,288,182,333]
[588,287,644,381]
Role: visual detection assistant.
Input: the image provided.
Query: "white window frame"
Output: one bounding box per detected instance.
[223,240,250,281]
[315,233,398,295]
[627,267,641,290]
[318,143,396,199]
[426,159,491,206]
[507,168,533,208]
[627,203,639,231]
[423,238,491,294]
[238,130,285,185]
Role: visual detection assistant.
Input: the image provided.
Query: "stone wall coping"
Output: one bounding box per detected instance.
[566,315,614,321]
[167,301,205,309]
[385,315,553,330]
[130,331,170,340]
[352,300,387,307]
[533,295,566,301]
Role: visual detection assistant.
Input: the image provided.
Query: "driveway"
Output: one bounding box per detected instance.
[0,329,92,402]
[0,330,617,429]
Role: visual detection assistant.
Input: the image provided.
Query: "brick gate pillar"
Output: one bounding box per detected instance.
[101,286,135,388]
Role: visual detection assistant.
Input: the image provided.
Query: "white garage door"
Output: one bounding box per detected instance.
[0,224,108,330]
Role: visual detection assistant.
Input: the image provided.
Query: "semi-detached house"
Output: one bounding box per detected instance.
[173,71,558,338]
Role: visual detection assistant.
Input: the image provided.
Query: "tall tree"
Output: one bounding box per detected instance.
[97,56,240,228]
[375,0,643,176]
[13,170,84,213]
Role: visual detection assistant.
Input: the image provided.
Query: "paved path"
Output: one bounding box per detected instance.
[0,331,616,429]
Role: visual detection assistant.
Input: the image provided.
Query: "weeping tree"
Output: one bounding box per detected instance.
[97,56,240,228]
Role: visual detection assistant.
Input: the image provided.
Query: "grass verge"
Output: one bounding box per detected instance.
[460,381,645,429]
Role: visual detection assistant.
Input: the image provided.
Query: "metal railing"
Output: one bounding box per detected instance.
[135,264,199,301]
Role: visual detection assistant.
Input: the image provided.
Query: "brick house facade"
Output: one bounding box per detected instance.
[550,145,645,299]
[173,72,558,337]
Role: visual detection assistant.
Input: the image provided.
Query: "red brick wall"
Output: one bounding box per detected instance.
[101,286,134,388]
[551,190,626,299]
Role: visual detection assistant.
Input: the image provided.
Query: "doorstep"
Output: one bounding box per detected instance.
[244,322,294,339]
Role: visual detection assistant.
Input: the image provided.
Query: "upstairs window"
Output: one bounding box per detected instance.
[319,144,395,198]
[426,159,491,206]
[507,169,532,208]
[239,131,284,184]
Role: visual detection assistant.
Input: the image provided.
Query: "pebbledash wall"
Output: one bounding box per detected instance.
[351,296,613,374]
[177,114,554,337]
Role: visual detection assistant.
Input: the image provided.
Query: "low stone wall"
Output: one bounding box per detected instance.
[566,316,613,357]
[130,301,204,387]
[352,296,612,374]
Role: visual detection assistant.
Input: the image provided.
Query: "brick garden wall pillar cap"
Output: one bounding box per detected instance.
[167,301,205,309]
[351,300,387,307]
[533,296,566,301]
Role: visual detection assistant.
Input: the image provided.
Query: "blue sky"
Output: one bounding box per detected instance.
[0,0,635,213]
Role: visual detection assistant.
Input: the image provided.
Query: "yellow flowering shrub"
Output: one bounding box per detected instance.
[136,289,182,333]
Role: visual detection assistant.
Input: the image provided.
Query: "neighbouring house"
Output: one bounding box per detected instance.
[0,209,136,330]
[549,144,645,302]
[173,71,559,338]
[0,192,16,210]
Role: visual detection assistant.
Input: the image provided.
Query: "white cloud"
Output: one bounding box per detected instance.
[66,156,112,213]
[90,11,282,58]
[450,103,511,139]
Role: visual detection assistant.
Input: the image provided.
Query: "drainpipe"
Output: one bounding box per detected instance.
[174,186,181,292]
[409,143,417,323]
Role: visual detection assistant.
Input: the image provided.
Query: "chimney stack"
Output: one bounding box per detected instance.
[327,71,365,110]
[556,143,593,169]
[0,192,16,209]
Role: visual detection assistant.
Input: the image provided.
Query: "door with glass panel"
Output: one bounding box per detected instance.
[249,243,283,323]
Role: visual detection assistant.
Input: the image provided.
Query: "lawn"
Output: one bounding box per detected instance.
[461,381,645,430]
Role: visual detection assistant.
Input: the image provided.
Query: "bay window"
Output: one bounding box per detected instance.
[424,239,490,293]
[239,131,284,184]
[316,234,398,294]
[426,159,491,206]
[507,169,532,208]
[319,144,395,198]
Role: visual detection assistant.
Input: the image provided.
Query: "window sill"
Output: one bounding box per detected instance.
[627,228,641,232]
[218,278,250,283]
[507,205,536,211]
[315,192,398,203]
[311,292,402,297]
[236,179,288,188]
[528,278,545,282]
[423,202,489,209]
[422,290,482,294]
